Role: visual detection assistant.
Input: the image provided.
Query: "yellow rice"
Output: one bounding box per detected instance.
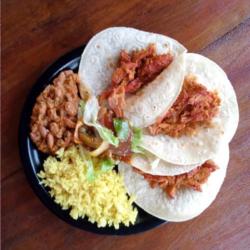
[38,146,138,229]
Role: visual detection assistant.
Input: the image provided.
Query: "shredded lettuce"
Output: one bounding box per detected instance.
[113,118,129,141]
[86,159,95,181]
[131,127,144,154]
[99,158,115,172]
[95,124,119,147]
[89,141,110,157]
[78,145,115,181]
[77,145,95,181]
[83,96,119,147]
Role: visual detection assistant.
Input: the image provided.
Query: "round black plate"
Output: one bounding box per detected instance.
[18,46,166,235]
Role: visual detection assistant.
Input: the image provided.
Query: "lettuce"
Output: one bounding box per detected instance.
[83,96,119,147]
[99,158,115,172]
[113,118,129,141]
[86,159,95,181]
[131,127,144,154]
[95,124,119,147]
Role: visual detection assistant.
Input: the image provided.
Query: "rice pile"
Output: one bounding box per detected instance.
[38,146,138,229]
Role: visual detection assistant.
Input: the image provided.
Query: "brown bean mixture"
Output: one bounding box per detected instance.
[30,70,80,154]
[149,75,221,137]
[134,160,218,198]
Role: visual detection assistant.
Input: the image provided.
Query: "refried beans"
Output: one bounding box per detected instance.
[30,70,80,154]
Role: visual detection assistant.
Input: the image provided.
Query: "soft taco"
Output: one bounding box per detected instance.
[78,27,238,177]
[28,25,239,226]
[79,27,187,129]
[119,145,229,222]
[130,153,200,176]
[137,53,239,166]
[78,27,194,176]
[77,28,238,222]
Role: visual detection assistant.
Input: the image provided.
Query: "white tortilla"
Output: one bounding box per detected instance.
[185,53,239,142]
[141,129,224,165]
[119,145,229,222]
[131,153,200,176]
[140,53,239,165]
[124,54,185,127]
[79,27,187,97]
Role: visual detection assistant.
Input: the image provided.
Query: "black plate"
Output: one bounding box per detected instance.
[18,46,166,235]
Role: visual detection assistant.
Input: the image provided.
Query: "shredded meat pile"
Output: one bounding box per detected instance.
[99,44,173,122]
[134,160,218,198]
[149,75,221,137]
[30,70,80,154]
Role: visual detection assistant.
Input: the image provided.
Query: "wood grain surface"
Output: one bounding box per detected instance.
[2,0,250,249]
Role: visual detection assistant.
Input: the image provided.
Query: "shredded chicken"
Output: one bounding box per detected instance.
[112,44,173,94]
[149,75,221,137]
[99,44,173,119]
[134,160,218,198]
[98,106,115,130]
[108,85,126,118]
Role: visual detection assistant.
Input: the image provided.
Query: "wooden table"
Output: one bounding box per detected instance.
[2,1,250,249]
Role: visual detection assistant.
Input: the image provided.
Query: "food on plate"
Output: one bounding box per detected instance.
[30,70,80,154]
[133,160,218,198]
[79,27,186,96]
[138,53,239,166]
[79,27,186,128]
[119,145,229,222]
[38,146,138,229]
[129,153,200,176]
[99,43,173,118]
[77,28,238,223]
[75,94,145,162]
[28,27,239,228]
[149,75,221,137]
[123,54,185,128]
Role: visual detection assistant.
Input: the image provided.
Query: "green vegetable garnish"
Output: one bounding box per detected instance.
[100,158,115,172]
[131,127,144,154]
[86,158,95,182]
[95,124,119,147]
[78,145,95,181]
[83,96,119,147]
[113,118,130,141]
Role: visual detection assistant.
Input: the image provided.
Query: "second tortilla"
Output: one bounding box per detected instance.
[139,53,238,165]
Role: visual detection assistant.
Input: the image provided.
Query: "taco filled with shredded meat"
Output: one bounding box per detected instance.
[118,53,238,222]
[79,27,187,127]
[76,27,238,222]
[119,145,229,222]
[135,53,239,168]
[28,27,239,225]
[76,27,187,161]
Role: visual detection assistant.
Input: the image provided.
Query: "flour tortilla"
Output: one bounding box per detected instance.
[131,153,201,176]
[79,27,186,96]
[124,54,185,127]
[119,145,229,222]
[79,27,187,127]
[140,53,239,165]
